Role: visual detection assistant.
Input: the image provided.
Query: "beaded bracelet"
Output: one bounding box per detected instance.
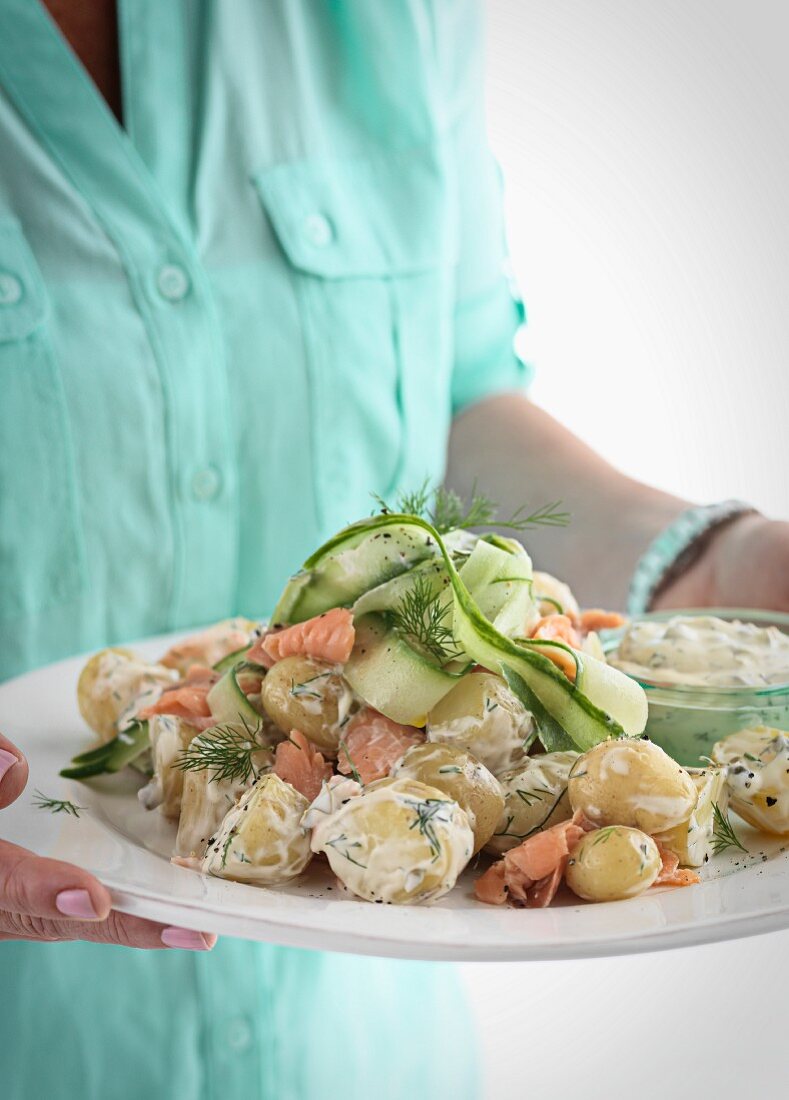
[627,500,755,616]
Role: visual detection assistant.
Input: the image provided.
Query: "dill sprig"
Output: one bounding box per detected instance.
[220,826,238,869]
[711,803,748,855]
[404,797,452,862]
[32,790,85,817]
[514,783,552,807]
[372,478,570,535]
[325,832,367,868]
[289,671,334,701]
[431,485,497,532]
[388,573,460,664]
[338,737,363,786]
[174,717,266,784]
[502,501,571,531]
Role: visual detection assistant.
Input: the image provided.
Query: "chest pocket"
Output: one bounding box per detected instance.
[252,147,458,529]
[0,217,86,626]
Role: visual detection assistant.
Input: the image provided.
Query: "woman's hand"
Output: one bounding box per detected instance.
[0,734,216,951]
[654,514,789,613]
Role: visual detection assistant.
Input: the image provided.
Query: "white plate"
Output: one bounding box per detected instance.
[3,634,789,961]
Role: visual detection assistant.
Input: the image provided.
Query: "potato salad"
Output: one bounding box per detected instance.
[62,489,789,908]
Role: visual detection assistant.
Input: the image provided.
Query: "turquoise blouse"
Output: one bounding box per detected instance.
[0,2,527,1097]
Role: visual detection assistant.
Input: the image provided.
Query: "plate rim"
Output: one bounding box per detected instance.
[5,630,789,963]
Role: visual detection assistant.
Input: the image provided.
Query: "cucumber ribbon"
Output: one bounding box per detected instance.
[278,513,647,751]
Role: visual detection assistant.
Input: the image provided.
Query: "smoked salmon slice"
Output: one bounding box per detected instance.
[138,666,220,731]
[475,810,593,908]
[578,609,626,633]
[337,708,425,785]
[160,619,252,675]
[474,860,508,906]
[527,615,580,682]
[273,729,332,802]
[654,842,701,888]
[246,628,280,670]
[258,608,355,667]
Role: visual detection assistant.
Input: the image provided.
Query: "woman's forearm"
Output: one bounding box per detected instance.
[446,393,688,609]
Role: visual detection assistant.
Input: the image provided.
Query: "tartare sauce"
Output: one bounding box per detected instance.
[613,615,789,688]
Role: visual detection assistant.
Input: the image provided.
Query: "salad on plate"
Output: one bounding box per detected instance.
[60,486,789,909]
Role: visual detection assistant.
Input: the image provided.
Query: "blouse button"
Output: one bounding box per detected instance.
[191,466,222,501]
[156,263,190,302]
[0,272,23,306]
[224,1016,253,1052]
[303,213,333,248]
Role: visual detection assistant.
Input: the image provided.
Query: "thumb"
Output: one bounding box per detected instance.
[0,733,29,810]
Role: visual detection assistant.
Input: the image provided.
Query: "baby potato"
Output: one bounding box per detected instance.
[568,738,698,835]
[77,647,177,742]
[174,731,273,856]
[261,656,356,757]
[485,751,580,856]
[654,765,728,868]
[712,724,786,768]
[310,776,474,904]
[566,826,662,902]
[714,727,789,836]
[138,715,198,819]
[203,773,312,884]
[391,743,505,853]
[426,671,535,776]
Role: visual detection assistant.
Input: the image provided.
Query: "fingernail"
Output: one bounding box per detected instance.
[0,748,18,783]
[55,888,101,920]
[161,926,213,951]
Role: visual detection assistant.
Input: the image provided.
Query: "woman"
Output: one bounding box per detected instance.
[1,3,787,1098]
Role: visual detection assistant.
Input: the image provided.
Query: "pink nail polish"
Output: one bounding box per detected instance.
[161,926,213,951]
[55,888,101,920]
[0,748,18,783]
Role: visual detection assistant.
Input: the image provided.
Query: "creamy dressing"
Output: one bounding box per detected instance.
[714,727,789,835]
[301,774,362,831]
[487,751,579,856]
[613,615,789,688]
[174,739,272,856]
[203,773,312,885]
[654,766,728,867]
[427,679,536,776]
[138,715,195,816]
[310,777,473,904]
[293,667,357,733]
[92,650,177,732]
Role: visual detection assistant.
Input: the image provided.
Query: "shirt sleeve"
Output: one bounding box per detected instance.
[434,0,534,415]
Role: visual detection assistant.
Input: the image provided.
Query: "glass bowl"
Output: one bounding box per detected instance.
[602,608,789,766]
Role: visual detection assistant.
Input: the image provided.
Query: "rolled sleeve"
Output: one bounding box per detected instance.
[434,1,533,414]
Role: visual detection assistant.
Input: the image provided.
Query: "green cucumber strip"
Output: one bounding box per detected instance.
[68,742,119,765]
[381,515,645,746]
[213,645,252,672]
[343,613,464,726]
[482,533,530,558]
[272,514,441,624]
[280,511,646,747]
[501,665,577,753]
[60,720,150,779]
[458,538,534,640]
[352,559,450,618]
[458,539,531,621]
[206,668,261,726]
[532,592,564,614]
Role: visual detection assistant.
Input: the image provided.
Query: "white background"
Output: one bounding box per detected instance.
[460,3,789,1096]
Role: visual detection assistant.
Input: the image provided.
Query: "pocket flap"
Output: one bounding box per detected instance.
[0,218,47,342]
[252,145,454,278]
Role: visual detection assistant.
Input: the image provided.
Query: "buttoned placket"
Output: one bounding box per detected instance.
[0,0,240,631]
